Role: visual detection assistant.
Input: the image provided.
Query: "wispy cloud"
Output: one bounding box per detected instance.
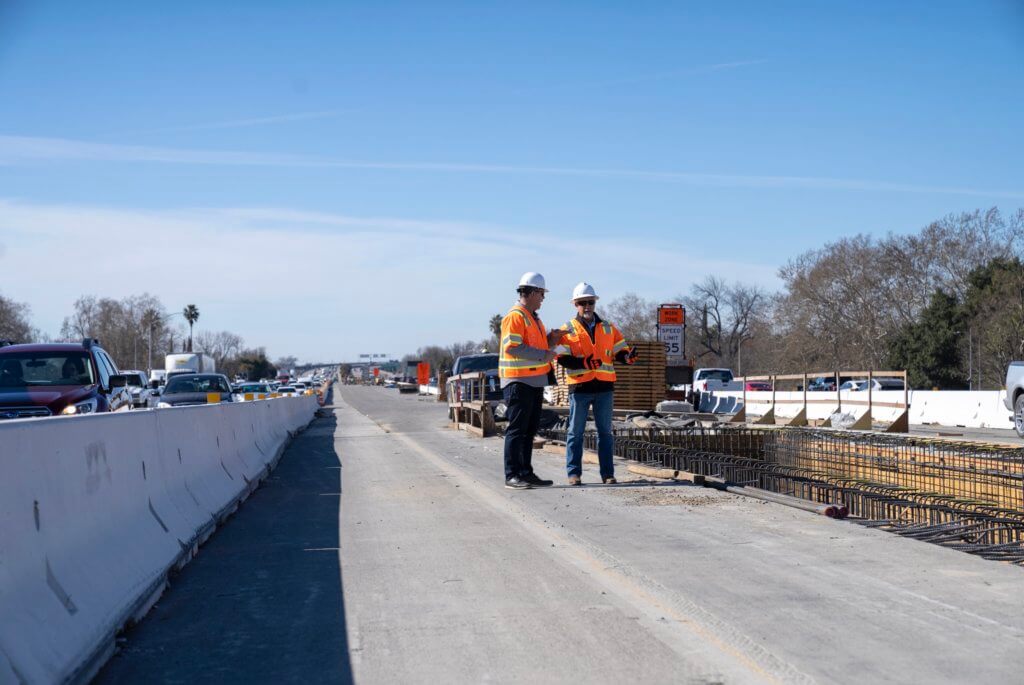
[1,133,1022,200]
[0,198,777,360]
[120,109,354,136]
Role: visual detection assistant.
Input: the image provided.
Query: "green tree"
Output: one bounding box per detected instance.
[182,304,200,353]
[236,348,276,381]
[961,257,1024,388]
[886,290,967,389]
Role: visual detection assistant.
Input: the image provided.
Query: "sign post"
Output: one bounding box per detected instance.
[657,304,686,366]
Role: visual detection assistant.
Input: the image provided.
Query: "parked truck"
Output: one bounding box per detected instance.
[1003,362,1024,437]
[165,353,216,381]
[686,367,742,406]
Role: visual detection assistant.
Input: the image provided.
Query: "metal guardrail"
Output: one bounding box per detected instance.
[445,372,496,437]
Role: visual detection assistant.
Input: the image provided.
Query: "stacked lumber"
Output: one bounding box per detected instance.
[550,340,666,410]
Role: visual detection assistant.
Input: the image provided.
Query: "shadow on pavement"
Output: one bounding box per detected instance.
[95,408,353,684]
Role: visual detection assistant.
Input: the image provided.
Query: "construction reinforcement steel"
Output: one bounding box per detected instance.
[538,423,1024,564]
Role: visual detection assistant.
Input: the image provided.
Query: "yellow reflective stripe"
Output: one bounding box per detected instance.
[502,334,523,346]
[509,308,533,327]
[565,367,590,377]
[613,340,628,352]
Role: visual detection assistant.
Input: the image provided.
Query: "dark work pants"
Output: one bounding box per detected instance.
[502,382,544,480]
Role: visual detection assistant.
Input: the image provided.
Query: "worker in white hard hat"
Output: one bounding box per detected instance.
[556,282,636,485]
[498,272,567,489]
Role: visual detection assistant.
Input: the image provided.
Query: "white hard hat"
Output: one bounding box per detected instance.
[571,282,599,302]
[518,272,547,291]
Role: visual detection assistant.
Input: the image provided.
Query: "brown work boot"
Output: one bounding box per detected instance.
[602,477,617,484]
[568,475,582,486]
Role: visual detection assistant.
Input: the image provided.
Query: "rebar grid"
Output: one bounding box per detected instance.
[538,423,1024,563]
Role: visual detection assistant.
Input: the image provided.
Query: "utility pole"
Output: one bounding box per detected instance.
[968,327,973,391]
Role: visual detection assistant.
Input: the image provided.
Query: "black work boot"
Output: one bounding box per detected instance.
[521,472,553,487]
[504,476,533,490]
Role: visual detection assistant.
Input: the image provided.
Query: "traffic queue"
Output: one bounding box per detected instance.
[0,338,334,420]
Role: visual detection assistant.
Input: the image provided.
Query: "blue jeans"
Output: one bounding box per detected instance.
[565,391,614,479]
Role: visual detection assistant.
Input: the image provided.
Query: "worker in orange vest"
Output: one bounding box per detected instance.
[499,272,567,489]
[556,282,636,485]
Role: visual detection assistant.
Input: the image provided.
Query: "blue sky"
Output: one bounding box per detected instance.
[1,1,1022,363]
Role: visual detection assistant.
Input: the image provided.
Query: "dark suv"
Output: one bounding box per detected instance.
[450,353,501,404]
[0,339,132,419]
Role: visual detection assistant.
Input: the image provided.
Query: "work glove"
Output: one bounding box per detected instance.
[585,355,602,370]
[625,349,639,365]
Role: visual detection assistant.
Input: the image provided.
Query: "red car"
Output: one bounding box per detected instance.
[0,339,132,419]
[745,381,773,391]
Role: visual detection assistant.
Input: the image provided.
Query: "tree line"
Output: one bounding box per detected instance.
[402,206,1023,390]
[599,207,1024,389]
[0,292,288,381]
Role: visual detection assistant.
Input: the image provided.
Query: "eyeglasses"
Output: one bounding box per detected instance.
[575,300,596,307]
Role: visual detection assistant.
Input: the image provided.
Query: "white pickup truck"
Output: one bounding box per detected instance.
[692,368,743,393]
[681,368,743,405]
[1003,362,1024,436]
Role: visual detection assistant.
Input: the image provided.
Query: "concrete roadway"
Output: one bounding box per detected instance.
[98,386,1024,684]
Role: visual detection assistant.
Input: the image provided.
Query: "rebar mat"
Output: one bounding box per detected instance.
[538,424,1024,564]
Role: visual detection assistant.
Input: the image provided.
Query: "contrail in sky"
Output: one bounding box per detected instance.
[0,133,1022,200]
[116,109,353,136]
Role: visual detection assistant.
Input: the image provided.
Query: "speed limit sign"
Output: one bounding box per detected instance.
[657,304,686,365]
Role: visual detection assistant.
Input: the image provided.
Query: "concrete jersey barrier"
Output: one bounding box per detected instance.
[0,395,317,684]
[701,389,1013,429]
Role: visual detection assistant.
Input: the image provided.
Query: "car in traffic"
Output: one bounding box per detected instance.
[276,385,298,397]
[807,376,845,392]
[0,338,132,418]
[744,381,773,391]
[156,373,235,408]
[839,378,905,392]
[121,369,157,408]
[233,382,272,401]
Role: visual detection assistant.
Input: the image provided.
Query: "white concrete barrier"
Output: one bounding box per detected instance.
[0,395,317,684]
[704,389,1013,429]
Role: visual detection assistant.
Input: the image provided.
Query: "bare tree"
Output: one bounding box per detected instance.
[195,330,245,370]
[274,356,299,373]
[60,294,184,370]
[416,345,454,375]
[602,292,658,340]
[0,292,34,342]
[680,277,767,370]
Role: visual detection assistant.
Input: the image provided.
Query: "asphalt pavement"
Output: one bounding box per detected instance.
[96,386,1024,684]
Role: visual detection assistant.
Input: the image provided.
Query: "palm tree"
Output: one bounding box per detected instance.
[182,304,200,352]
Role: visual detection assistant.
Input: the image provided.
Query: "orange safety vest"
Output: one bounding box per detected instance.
[560,318,629,385]
[499,304,551,379]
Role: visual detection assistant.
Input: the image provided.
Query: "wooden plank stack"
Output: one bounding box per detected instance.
[550,340,666,410]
